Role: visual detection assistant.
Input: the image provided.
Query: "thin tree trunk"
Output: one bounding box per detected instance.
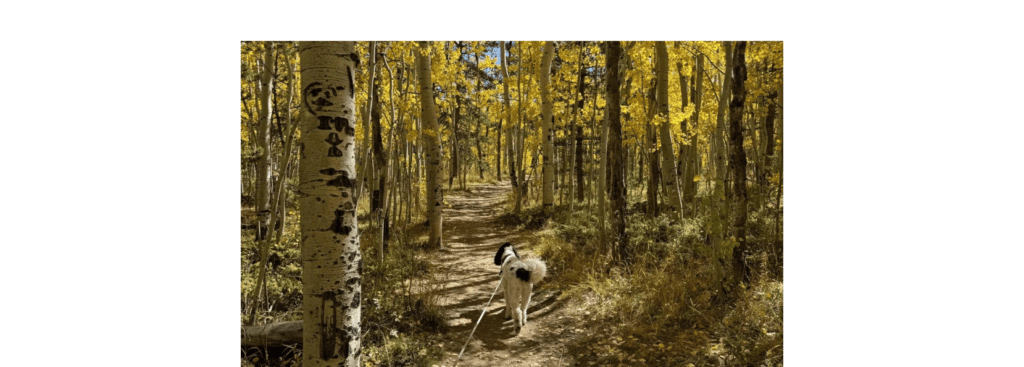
[571,46,585,208]
[656,42,683,221]
[762,89,778,187]
[540,41,555,214]
[357,42,377,208]
[675,61,691,213]
[500,42,515,190]
[690,53,704,216]
[598,101,609,249]
[605,41,627,265]
[774,84,783,244]
[297,41,361,367]
[710,41,734,284]
[728,41,751,286]
[256,41,275,241]
[513,42,526,215]
[646,82,660,219]
[417,42,443,248]
[371,79,385,214]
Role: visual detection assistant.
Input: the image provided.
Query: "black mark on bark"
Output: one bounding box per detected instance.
[326,170,353,188]
[328,209,351,235]
[326,132,344,157]
[347,65,355,99]
[318,290,351,360]
[351,291,361,308]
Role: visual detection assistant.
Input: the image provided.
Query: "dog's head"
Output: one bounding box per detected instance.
[494,242,519,266]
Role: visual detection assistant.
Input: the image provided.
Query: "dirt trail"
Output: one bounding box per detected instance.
[431,181,578,367]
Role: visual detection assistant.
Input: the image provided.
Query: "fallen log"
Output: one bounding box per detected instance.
[241,320,302,347]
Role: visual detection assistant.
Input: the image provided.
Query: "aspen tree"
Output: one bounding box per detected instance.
[656,42,683,221]
[605,41,627,264]
[539,41,555,214]
[256,41,275,241]
[416,42,443,247]
[728,41,751,286]
[500,41,515,189]
[298,41,362,367]
[711,41,734,283]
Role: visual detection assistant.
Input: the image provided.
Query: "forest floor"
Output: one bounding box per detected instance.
[429,181,580,367]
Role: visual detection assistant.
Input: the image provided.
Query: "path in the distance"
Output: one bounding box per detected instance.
[432,181,578,367]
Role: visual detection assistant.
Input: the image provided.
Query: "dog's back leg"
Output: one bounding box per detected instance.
[520,284,533,326]
[502,277,513,320]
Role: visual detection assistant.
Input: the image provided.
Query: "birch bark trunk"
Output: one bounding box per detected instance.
[656,42,683,221]
[256,41,275,241]
[298,41,362,367]
[417,42,443,247]
[540,41,555,214]
[711,41,734,283]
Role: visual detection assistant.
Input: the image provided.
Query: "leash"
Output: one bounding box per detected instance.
[453,257,511,367]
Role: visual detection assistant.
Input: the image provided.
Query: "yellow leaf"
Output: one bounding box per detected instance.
[693,174,702,182]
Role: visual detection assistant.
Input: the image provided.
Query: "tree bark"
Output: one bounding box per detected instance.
[573,46,586,205]
[675,61,691,209]
[371,78,385,214]
[646,83,660,219]
[540,41,555,214]
[761,89,778,187]
[605,41,627,264]
[689,53,704,216]
[500,41,515,189]
[256,41,276,241]
[298,41,361,367]
[728,41,751,286]
[656,42,683,221]
[711,41,734,283]
[356,42,377,208]
[417,42,444,248]
[774,83,783,245]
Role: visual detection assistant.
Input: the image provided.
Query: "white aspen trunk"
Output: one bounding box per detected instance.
[356,42,377,206]
[656,42,683,221]
[298,41,361,367]
[417,42,443,247]
[690,54,704,216]
[500,41,514,187]
[256,41,275,241]
[711,41,734,283]
[512,42,526,215]
[540,41,555,214]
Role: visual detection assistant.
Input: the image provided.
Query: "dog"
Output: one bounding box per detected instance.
[494,242,547,333]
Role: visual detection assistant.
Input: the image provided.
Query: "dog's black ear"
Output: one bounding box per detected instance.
[495,242,513,266]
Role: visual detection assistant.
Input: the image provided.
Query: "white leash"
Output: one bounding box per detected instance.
[453,257,511,367]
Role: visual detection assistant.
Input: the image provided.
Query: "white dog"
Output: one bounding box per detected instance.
[494,242,547,333]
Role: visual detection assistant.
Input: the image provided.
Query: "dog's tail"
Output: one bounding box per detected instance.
[520,258,547,285]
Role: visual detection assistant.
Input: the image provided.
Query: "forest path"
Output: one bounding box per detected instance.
[431,181,578,367]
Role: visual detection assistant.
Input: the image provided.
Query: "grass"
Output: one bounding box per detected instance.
[498,192,784,366]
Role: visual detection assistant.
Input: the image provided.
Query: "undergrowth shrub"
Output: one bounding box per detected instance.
[241,218,446,367]
[528,202,783,367]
